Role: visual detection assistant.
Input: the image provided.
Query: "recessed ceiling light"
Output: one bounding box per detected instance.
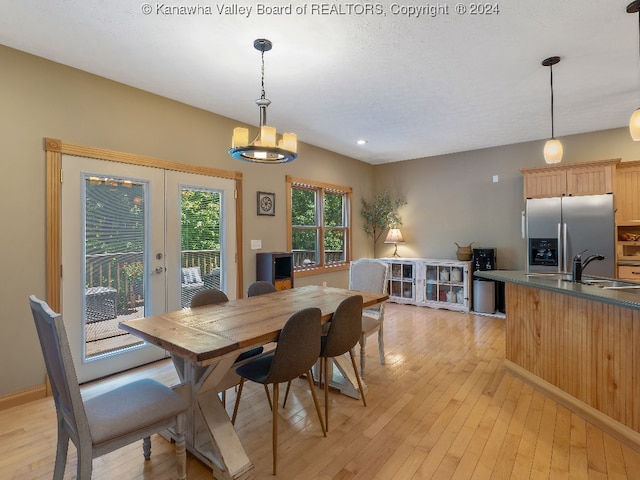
[357,139,367,145]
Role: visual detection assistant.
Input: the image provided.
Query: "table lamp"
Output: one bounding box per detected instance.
[384,228,405,257]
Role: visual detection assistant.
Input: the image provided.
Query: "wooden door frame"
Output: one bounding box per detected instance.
[44,137,244,312]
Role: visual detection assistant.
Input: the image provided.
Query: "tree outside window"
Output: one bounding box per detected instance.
[287,176,351,273]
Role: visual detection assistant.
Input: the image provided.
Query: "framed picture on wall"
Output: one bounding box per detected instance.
[257,191,275,216]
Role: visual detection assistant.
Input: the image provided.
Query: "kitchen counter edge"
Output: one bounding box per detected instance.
[474,270,640,311]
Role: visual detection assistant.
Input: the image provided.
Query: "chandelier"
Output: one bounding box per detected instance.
[229,39,298,163]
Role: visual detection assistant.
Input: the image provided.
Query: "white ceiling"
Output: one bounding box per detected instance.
[2,1,640,164]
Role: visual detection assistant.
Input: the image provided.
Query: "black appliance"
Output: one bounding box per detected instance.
[472,248,504,314]
[473,248,496,271]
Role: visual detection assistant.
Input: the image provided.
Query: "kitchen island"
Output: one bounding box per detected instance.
[476,270,640,452]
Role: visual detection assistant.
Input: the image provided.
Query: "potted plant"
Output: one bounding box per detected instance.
[361,190,406,256]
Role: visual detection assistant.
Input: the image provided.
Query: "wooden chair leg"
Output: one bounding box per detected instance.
[175,412,187,480]
[349,349,367,407]
[272,382,279,475]
[264,384,273,410]
[359,335,367,378]
[324,357,330,432]
[231,378,245,424]
[307,369,326,437]
[378,329,385,365]
[283,380,292,408]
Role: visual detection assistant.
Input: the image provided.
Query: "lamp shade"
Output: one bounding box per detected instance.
[630,108,640,141]
[543,138,563,164]
[384,228,405,244]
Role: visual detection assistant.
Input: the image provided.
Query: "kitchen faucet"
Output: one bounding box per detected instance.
[572,250,605,282]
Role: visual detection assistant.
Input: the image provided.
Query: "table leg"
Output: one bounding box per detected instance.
[328,353,368,400]
[171,354,254,479]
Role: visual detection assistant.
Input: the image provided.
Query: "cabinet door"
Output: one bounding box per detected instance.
[566,164,615,196]
[616,163,640,223]
[523,170,567,198]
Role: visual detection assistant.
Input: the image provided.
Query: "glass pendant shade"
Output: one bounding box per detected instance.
[543,138,563,164]
[630,108,640,140]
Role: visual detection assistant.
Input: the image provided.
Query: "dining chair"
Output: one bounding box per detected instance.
[349,258,389,377]
[28,295,189,480]
[190,288,264,408]
[231,307,326,475]
[190,287,229,308]
[317,294,367,431]
[247,280,277,297]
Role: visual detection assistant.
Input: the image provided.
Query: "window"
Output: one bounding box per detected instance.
[287,176,352,274]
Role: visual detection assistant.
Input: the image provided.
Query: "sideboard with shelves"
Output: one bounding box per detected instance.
[384,258,417,304]
[381,258,471,312]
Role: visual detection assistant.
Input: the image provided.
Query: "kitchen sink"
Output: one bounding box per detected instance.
[580,278,640,290]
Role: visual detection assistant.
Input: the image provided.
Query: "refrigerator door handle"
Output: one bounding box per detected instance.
[562,222,568,272]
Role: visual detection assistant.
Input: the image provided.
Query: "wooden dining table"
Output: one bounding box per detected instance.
[120,285,388,480]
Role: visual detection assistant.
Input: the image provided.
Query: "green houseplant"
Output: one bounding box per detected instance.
[360,190,406,256]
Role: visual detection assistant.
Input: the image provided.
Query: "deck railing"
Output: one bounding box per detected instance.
[85,249,221,313]
[292,250,345,268]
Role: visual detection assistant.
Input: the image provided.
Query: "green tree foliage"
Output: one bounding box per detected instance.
[360,190,407,244]
[180,190,221,250]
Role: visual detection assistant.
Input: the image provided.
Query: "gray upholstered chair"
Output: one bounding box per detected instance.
[247,280,277,297]
[317,295,367,431]
[28,295,189,480]
[190,287,229,308]
[231,307,326,475]
[349,258,389,377]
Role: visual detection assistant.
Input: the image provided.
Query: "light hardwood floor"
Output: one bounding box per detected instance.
[3,303,640,479]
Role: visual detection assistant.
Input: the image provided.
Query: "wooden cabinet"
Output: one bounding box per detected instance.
[416,260,471,313]
[615,161,640,279]
[381,258,471,312]
[383,258,416,304]
[616,161,640,223]
[256,252,293,290]
[521,159,619,199]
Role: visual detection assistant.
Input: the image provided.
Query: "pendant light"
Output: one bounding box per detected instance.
[229,39,298,163]
[627,1,640,140]
[542,56,563,164]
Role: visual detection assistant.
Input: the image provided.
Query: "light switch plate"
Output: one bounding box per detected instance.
[492,175,499,183]
[250,240,262,250]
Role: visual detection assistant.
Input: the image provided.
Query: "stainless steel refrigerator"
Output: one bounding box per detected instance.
[525,194,615,277]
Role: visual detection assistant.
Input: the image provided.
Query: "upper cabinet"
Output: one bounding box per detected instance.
[521,159,620,199]
[616,160,640,223]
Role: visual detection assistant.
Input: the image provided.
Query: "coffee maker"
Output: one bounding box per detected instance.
[473,248,497,272]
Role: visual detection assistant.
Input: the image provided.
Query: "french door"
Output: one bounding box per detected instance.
[61,155,236,382]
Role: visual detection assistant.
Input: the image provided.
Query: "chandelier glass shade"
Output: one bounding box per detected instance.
[229,39,298,164]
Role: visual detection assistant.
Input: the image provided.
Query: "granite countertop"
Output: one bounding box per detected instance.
[474,270,640,311]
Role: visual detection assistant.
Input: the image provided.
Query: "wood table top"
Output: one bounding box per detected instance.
[120,285,388,365]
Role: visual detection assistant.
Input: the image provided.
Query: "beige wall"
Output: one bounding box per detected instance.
[3,42,640,397]
[0,45,374,395]
[374,130,640,269]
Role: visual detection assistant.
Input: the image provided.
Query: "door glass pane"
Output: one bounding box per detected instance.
[180,187,222,307]
[84,175,146,359]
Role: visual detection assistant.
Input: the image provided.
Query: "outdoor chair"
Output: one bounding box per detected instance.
[29,295,189,480]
